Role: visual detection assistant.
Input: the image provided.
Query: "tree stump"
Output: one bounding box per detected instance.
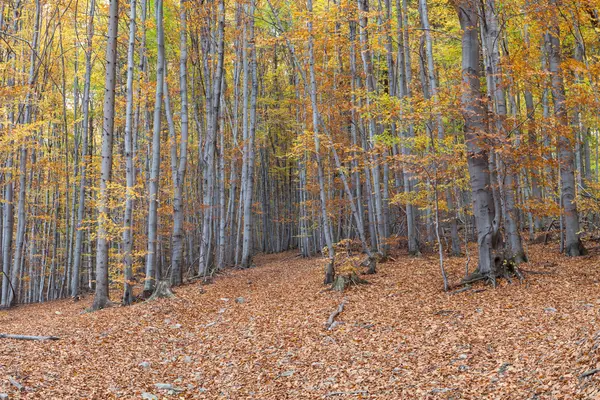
[147,280,175,301]
[331,272,368,292]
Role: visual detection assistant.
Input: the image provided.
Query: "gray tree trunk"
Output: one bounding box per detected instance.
[92,0,119,310]
[481,0,526,263]
[71,0,95,298]
[170,0,190,285]
[144,0,165,293]
[544,14,586,256]
[307,0,335,283]
[122,0,137,305]
[457,0,499,276]
[241,1,257,268]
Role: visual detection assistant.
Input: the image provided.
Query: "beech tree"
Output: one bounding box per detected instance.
[0,0,598,306]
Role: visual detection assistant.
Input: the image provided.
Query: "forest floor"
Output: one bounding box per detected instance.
[1,243,600,399]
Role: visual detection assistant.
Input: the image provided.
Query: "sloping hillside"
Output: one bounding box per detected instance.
[1,244,599,399]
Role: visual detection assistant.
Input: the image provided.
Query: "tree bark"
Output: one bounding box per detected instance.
[92,0,119,310]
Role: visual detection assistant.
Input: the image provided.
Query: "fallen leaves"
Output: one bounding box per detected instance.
[0,245,599,398]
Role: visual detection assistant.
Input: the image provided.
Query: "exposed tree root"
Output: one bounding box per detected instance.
[453,256,525,290]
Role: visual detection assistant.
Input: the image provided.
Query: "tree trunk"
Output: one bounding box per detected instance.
[544,9,586,257]
[170,0,190,285]
[144,0,165,294]
[122,0,137,305]
[457,0,500,277]
[92,0,119,310]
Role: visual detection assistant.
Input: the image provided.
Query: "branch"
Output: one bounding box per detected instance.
[325,299,347,331]
[0,333,59,341]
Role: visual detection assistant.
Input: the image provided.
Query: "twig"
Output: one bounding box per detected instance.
[325,299,347,331]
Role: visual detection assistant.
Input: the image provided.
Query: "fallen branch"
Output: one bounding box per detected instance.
[324,390,368,397]
[9,376,23,390]
[580,368,600,379]
[520,269,556,276]
[325,299,347,331]
[0,333,59,341]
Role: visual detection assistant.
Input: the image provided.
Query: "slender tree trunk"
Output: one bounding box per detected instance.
[307,0,335,283]
[170,0,190,285]
[241,1,257,268]
[122,0,137,305]
[544,15,586,256]
[144,0,165,293]
[92,0,119,310]
[72,0,95,298]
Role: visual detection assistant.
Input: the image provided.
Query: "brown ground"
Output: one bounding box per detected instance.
[1,243,599,399]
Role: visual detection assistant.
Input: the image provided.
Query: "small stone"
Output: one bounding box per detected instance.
[544,307,557,313]
[220,298,230,302]
[183,356,193,363]
[498,362,511,374]
[141,393,157,400]
[235,297,245,304]
[458,365,470,371]
[0,394,9,400]
[139,361,151,369]
[170,324,182,329]
[155,383,173,390]
[280,370,295,377]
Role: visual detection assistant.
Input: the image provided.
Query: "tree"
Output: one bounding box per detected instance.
[93,0,119,311]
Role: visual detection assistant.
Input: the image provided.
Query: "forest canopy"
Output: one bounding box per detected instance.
[0,0,598,307]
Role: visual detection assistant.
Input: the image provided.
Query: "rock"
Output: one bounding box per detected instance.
[141,393,157,400]
[235,297,245,304]
[458,365,470,371]
[183,356,193,363]
[544,307,557,313]
[139,361,151,369]
[0,394,8,400]
[498,362,511,374]
[220,298,230,302]
[431,388,453,394]
[280,370,295,377]
[170,323,182,329]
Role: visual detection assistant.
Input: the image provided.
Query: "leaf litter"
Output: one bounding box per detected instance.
[0,244,599,399]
